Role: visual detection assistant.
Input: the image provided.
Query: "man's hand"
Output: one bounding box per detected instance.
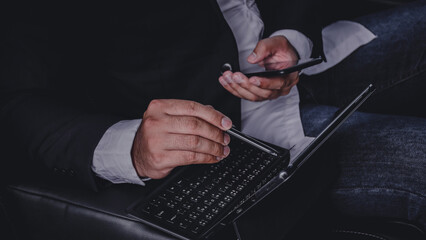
[219,36,299,101]
[131,99,232,179]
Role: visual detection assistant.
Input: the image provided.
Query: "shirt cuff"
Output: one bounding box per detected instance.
[270,29,313,60]
[303,20,376,75]
[92,119,149,186]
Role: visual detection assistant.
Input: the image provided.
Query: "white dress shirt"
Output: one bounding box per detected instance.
[92,0,376,185]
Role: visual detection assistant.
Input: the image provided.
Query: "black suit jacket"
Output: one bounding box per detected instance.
[0,1,324,190]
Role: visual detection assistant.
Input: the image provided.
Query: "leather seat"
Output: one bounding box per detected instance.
[1,171,425,240]
[1,172,178,240]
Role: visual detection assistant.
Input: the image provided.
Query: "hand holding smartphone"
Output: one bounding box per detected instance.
[243,57,323,78]
[218,56,324,102]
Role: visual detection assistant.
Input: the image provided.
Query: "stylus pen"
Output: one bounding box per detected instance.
[226,127,278,156]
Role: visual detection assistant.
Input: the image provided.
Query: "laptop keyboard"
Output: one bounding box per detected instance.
[131,138,288,238]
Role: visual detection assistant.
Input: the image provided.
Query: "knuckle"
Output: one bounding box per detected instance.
[186,101,198,115]
[278,80,285,89]
[159,169,172,178]
[147,99,163,110]
[257,39,266,48]
[212,129,223,143]
[142,117,157,129]
[213,143,223,156]
[281,89,291,96]
[150,152,163,165]
[186,118,201,132]
[206,155,219,164]
[187,135,201,149]
[187,151,197,162]
[258,90,272,99]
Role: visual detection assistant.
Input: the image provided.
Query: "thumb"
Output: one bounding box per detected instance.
[247,40,270,64]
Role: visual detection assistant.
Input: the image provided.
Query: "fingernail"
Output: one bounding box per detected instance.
[249,78,261,86]
[233,75,243,83]
[221,116,232,129]
[248,52,257,61]
[219,77,228,86]
[223,146,230,156]
[224,75,233,83]
[216,156,224,161]
[224,133,230,145]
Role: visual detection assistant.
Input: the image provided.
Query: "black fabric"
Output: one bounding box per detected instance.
[256,0,324,59]
[0,1,325,191]
[0,1,241,191]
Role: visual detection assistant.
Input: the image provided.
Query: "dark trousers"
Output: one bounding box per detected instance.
[299,0,426,231]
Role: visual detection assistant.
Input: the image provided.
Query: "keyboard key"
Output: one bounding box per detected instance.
[177,208,187,215]
[224,195,233,202]
[141,204,156,214]
[230,190,238,197]
[176,179,185,187]
[225,180,235,187]
[196,205,207,213]
[166,200,177,209]
[203,198,215,206]
[155,210,165,219]
[182,203,192,210]
[167,214,178,224]
[167,185,177,193]
[182,188,193,195]
[205,213,214,220]
[179,222,188,229]
[197,189,209,196]
[211,207,220,214]
[198,219,208,227]
[191,226,201,234]
[190,195,202,203]
[189,211,200,220]
[150,198,164,207]
[211,192,222,199]
[174,194,184,202]
[218,201,227,208]
[218,186,229,193]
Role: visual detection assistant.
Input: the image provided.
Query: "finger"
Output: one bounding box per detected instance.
[227,80,265,101]
[249,74,297,90]
[247,39,272,64]
[164,133,230,157]
[280,86,293,96]
[148,99,233,130]
[222,71,263,101]
[219,76,244,99]
[231,73,278,100]
[164,150,230,168]
[166,115,230,145]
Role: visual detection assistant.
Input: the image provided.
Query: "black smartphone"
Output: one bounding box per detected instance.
[243,57,323,78]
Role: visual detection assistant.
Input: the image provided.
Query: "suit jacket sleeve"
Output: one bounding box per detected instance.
[0,7,122,190]
[255,0,325,59]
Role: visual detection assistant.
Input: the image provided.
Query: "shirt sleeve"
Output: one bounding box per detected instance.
[303,20,376,75]
[92,119,150,186]
[270,29,313,60]
[269,20,376,75]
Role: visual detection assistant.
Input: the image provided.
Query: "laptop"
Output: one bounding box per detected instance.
[127,84,376,240]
